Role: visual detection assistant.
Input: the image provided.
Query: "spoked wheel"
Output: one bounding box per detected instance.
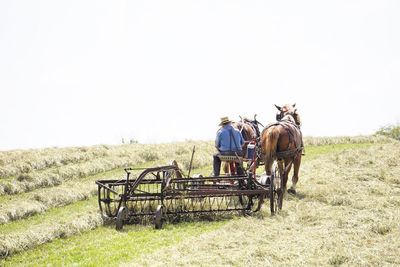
[271,161,283,211]
[99,184,123,219]
[116,206,127,230]
[269,173,278,214]
[154,205,164,229]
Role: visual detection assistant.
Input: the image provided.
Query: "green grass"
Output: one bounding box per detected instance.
[3,220,228,266]
[0,198,97,234]
[304,142,374,160]
[0,168,122,225]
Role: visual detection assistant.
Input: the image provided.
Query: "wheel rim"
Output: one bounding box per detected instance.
[269,175,276,214]
[116,206,127,230]
[271,162,282,212]
[155,205,163,229]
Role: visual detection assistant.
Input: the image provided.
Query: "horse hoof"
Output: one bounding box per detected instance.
[287,188,296,195]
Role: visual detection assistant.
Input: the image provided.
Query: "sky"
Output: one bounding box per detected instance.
[1,0,399,151]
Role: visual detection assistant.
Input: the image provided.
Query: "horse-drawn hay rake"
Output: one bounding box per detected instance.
[96,160,281,229]
[95,111,301,229]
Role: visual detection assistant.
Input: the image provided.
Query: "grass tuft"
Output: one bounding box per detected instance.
[328,254,349,266]
[371,222,393,235]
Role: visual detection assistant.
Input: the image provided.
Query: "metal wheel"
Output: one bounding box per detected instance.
[116,206,127,230]
[269,172,278,214]
[99,183,124,218]
[155,205,164,229]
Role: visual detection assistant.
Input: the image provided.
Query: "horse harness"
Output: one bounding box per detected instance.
[262,120,303,160]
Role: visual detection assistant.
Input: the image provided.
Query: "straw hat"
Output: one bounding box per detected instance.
[219,116,231,126]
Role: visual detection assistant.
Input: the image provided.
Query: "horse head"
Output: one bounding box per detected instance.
[275,103,301,127]
[233,120,257,142]
[242,115,263,139]
[235,114,264,141]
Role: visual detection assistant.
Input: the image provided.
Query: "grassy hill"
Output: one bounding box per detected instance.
[0,136,399,266]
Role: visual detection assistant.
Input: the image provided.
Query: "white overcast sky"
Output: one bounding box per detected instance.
[1,0,399,150]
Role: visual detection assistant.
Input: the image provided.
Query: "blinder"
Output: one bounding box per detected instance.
[276,111,283,121]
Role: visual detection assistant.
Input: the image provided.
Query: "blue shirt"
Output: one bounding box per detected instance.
[215,124,244,152]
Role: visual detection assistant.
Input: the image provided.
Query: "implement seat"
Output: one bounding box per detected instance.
[217,154,245,176]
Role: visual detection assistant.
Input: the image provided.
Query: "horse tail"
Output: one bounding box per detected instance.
[262,127,280,160]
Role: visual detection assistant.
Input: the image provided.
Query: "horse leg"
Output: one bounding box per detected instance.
[275,159,289,210]
[288,155,301,195]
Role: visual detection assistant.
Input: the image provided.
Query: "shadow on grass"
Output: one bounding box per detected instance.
[288,191,307,200]
[102,210,269,232]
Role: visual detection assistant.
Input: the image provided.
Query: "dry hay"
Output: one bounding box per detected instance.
[0,140,214,196]
[126,143,400,266]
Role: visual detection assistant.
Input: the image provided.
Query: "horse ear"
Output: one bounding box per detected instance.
[292,103,296,108]
[274,104,281,111]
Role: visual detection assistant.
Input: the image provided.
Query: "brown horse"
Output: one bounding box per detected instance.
[261,104,303,206]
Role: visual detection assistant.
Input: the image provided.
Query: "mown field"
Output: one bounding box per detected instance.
[0,136,399,266]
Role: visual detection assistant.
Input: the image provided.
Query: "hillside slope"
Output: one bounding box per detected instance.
[1,138,398,266]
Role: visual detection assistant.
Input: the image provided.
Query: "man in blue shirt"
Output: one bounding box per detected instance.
[213,116,245,176]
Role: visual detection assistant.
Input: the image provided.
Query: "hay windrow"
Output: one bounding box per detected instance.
[0,141,214,196]
[0,175,108,225]
[0,211,102,258]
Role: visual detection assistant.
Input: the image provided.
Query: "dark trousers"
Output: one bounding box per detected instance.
[213,151,244,176]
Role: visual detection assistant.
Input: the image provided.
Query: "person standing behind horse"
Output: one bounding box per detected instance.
[213,116,245,176]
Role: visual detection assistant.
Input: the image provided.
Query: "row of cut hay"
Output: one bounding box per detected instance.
[0,180,99,225]
[0,141,214,196]
[0,145,114,178]
[303,134,393,146]
[0,140,215,179]
[0,155,141,196]
[0,210,102,259]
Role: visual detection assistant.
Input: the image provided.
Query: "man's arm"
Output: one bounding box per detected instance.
[239,132,245,147]
[215,130,221,151]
